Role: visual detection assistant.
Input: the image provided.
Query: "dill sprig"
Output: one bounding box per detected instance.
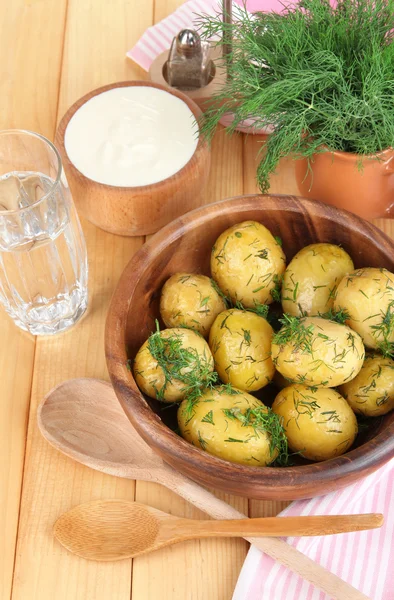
[318,307,351,324]
[196,0,394,192]
[222,406,289,465]
[370,300,394,357]
[147,320,218,402]
[210,278,231,307]
[273,314,314,354]
[234,300,270,320]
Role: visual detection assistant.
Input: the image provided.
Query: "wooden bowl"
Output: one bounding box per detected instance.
[105,194,394,500]
[55,81,210,236]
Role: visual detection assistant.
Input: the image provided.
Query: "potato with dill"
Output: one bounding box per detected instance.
[282,243,354,317]
[334,267,394,352]
[210,220,286,308]
[271,315,364,387]
[133,325,215,402]
[209,308,275,392]
[160,273,226,337]
[340,355,394,416]
[177,386,288,466]
[272,384,357,461]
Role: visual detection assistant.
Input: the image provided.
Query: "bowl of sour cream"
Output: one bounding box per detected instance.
[55,81,210,236]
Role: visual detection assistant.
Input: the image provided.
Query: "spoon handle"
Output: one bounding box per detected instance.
[163,470,372,600]
[177,513,382,538]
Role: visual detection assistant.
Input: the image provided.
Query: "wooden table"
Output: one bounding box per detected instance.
[1,1,393,599]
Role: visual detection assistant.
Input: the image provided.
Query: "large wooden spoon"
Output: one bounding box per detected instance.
[38,378,372,600]
[54,499,382,561]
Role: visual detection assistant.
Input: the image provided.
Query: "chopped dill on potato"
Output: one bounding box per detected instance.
[221,406,289,465]
[318,307,351,324]
[273,314,314,354]
[147,320,218,402]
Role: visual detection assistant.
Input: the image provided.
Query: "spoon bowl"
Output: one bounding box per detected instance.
[37,378,163,478]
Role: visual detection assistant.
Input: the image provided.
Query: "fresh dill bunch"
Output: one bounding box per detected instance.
[147,320,218,401]
[196,0,394,192]
[273,314,314,353]
[222,405,289,465]
[318,307,351,324]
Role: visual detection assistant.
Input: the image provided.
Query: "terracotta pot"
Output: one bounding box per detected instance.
[295,147,394,220]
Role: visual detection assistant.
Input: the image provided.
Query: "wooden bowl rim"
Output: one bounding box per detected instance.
[106,194,394,488]
[55,80,208,192]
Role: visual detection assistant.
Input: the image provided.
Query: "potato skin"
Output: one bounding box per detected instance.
[134,328,214,403]
[334,267,394,350]
[209,309,275,391]
[282,243,354,317]
[340,355,394,416]
[272,384,357,461]
[210,220,286,308]
[271,316,364,387]
[178,387,278,466]
[160,273,226,337]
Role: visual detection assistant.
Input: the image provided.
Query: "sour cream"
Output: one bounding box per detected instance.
[64,86,198,187]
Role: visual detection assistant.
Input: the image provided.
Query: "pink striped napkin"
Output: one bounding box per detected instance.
[233,458,394,600]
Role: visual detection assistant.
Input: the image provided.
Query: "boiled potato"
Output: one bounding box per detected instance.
[271,316,364,387]
[134,327,214,402]
[178,386,285,466]
[160,273,226,336]
[210,220,286,308]
[340,355,394,416]
[209,309,275,391]
[282,243,354,317]
[334,267,394,350]
[272,384,357,461]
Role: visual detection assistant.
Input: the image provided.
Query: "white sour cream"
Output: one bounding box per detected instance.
[64,86,199,187]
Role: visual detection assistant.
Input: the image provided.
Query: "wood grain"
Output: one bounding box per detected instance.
[11,0,150,599]
[0,0,67,597]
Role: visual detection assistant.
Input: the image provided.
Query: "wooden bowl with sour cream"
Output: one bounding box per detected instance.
[55,81,210,236]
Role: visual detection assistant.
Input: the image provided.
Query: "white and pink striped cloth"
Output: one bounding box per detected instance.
[233,458,394,600]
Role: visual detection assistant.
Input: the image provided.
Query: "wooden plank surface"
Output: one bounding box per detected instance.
[10,1,150,599]
[0,0,67,597]
[2,1,394,600]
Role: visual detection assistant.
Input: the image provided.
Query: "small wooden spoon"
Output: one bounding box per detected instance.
[54,500,383,562]
[38,379,373,600]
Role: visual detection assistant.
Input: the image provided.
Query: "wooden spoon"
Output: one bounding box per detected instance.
[54,499,383,562]
[38,379,373,600]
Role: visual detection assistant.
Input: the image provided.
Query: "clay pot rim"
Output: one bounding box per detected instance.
[55,80,206,193]
[318,144,393,161]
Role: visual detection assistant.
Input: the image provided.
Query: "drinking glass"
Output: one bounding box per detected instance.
[0,130,88,335]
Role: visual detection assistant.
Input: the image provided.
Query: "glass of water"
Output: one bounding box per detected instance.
[0,130,88,335]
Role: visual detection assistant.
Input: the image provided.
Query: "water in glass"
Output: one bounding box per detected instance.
[0,149,88,335]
